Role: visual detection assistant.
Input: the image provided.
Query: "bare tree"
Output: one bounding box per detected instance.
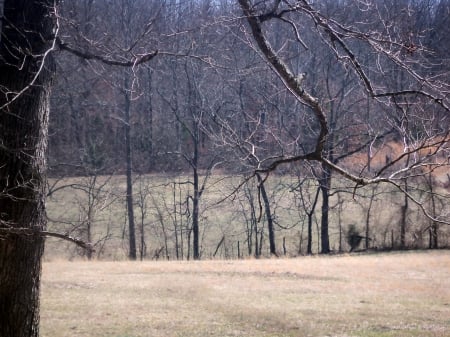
[47,172,116,260]
[54,0,164,259]
[238,179,261,257]
[292,176,320,255]
[236,0,450,239]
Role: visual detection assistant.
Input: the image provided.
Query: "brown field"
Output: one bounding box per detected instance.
[41,250,450,337]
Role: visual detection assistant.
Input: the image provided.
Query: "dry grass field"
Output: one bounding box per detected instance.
[41,250,450,337]
[45,174,450,261]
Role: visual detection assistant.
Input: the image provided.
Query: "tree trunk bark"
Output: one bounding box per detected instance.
[191,114,201,260]
[256,174,277,256]
[426,172,438,249]
[124,74,136,260]
[365,186,376,250]
[192,164,200,259]
[0,1,57,336]
[400,180,408,249]
[307,186,320,255]
[172,182,180,259]
[319,164,332,254]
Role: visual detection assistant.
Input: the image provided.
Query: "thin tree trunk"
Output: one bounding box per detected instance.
[426,172,438,249]
[254,220,260,258]
[400,180,408,249]
[191,113,201,260]
[192,166,200,259]
[0,1,56,336]
[337,194,344,253]
[319,164,332,254]
[258,223,264,257]
[307,212,314,255]
[365,186,376,250]
[147,67,154,159]
[213,236,225,258]
[173,182,180,259]
[86,175,96,260]
[154,202,169,260]
[124,74,136,260]
[139,201,146,261]
[256,174,277,256]
[180,185,184,260]
[399,151,412,250]
[307,186,320,255]
[248,192,256,256]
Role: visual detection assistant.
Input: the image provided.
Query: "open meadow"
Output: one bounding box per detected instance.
[41,250,450,337]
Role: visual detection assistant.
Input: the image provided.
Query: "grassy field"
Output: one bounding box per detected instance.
[45,174,450,260]
[41,250,450,337]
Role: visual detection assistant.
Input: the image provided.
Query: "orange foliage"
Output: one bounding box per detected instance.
[343,135,450,186]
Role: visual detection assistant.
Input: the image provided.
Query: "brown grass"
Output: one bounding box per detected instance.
[41,250,450,337]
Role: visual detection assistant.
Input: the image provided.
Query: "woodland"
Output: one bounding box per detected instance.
[46,0,450,260]
[0,1,449,335]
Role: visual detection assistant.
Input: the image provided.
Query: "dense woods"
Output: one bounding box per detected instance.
[49,0,450,175]
[45,0,450,259]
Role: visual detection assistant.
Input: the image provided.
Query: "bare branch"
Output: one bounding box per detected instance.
[238,0,328,155]
[56,37,158,67]
[0,226,94,252]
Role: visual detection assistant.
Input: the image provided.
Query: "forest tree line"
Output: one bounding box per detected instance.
[45,0,450,259]
[49,0,450,175]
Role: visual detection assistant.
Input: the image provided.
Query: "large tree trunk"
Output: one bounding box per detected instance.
[0,1,57,336]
